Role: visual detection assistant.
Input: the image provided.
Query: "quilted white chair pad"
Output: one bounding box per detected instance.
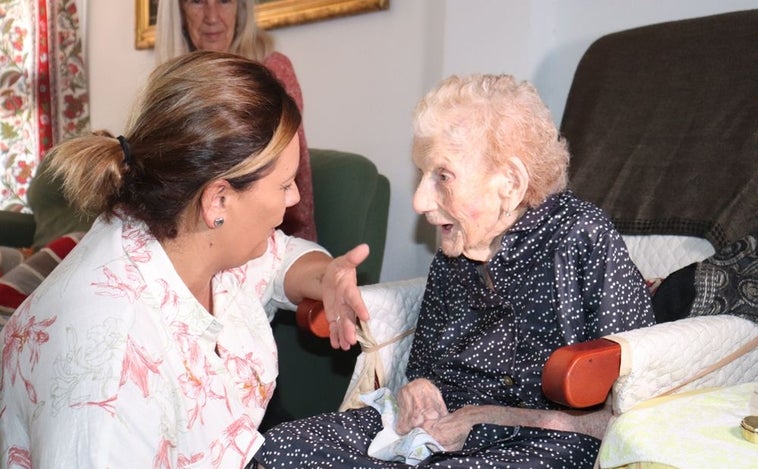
[622,234,714,280]
[606,315,758,414]
[340,277,425,410]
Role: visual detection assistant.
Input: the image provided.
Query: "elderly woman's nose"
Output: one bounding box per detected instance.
[413,182,435,214]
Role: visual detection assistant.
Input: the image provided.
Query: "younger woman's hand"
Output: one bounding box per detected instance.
[321,244,370,350]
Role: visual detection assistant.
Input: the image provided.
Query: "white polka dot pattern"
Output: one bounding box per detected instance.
[405,192,654,411]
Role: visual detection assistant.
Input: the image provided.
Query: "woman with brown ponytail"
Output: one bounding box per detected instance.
[0,51,368,469]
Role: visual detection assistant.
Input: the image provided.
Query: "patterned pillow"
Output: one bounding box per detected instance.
[0,232,83,329]
[0,246,26,276]
[689,233,758,323]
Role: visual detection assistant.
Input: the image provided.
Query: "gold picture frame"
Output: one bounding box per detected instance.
[136,0,389,50]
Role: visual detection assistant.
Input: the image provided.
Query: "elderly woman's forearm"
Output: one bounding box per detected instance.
[464,403,611,439]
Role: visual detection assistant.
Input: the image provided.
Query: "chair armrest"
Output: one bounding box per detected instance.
[0,211,35,248]
[295,298,330,338]
[296,278,428,349]
[607,315,758,413]
[542,338,621,408]
[543,316,758,413]
[294,278,427,409]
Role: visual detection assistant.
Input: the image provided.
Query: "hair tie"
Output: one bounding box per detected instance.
[117,135,133,166]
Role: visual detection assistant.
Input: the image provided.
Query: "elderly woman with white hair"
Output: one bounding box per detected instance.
[253,74,655,468]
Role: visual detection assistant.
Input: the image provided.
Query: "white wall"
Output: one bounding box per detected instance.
[86,0,757,282]
[440,0,758,132]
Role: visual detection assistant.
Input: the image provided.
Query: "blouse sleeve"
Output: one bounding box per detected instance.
[554,219,655,342]
[243,229,329,318]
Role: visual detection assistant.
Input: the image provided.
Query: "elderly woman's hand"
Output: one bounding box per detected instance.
[421,406,479,451]
[321,243,370,350]
[396,378,449,434]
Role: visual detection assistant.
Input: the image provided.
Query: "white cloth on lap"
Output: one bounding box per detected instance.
[360,387,444,465]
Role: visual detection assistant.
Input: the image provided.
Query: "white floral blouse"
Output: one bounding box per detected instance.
[0,214,327,468]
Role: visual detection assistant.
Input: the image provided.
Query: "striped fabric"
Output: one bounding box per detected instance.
[0,232,83,328]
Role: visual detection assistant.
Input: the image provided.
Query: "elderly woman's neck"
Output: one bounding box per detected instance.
[476,262,495,290]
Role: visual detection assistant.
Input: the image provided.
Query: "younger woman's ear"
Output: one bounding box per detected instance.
[200,179,230,229]
[499,156,529,211]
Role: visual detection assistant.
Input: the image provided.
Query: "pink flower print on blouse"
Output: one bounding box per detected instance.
[119,336,163,397]
[218,345,273,410]
[210,414,259,469]
[1,303,56,404]
[156,279,180,310]
[69,394,119,417]
[122,222,153,264]
[251,277,266,298]
[268,233,283,260]
[6,446,32,469]
[153,436,205,469]
[176,450,205,469]
[178,354,230,430]
[171,322,203,366]
[91,265,147,302]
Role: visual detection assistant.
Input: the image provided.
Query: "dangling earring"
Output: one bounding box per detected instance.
[213,217,224,228]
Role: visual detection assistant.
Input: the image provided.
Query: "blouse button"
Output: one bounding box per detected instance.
[502,375,515,386]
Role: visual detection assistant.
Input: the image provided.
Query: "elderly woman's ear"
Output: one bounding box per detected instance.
[498,156,530,213]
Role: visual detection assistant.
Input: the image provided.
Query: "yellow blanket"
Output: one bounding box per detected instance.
[599,382,758,469]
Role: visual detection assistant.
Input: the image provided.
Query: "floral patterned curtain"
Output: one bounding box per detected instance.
[0,0,90,210]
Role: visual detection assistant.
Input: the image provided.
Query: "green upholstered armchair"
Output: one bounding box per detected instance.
[263,148,390,429]
[308,148,389,286]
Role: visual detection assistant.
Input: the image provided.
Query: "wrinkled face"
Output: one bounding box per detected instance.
[181,0,237,52]
[231,135,300,259]
[412,143,510,262]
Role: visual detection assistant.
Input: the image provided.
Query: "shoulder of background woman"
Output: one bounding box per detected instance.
[263,52,303,111]
[263,51,295,79]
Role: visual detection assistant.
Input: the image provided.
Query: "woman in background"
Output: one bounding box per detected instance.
[0,51,369,468]
[155,0,317,241]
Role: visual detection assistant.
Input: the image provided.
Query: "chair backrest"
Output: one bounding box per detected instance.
[309,148,390,285]
[561,10,758,252]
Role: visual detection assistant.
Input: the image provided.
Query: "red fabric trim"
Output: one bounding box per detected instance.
[37,0,53,157]
[0,283,28,310]
[46,235,79,259]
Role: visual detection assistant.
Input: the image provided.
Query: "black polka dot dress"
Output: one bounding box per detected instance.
[256,191,654,468]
